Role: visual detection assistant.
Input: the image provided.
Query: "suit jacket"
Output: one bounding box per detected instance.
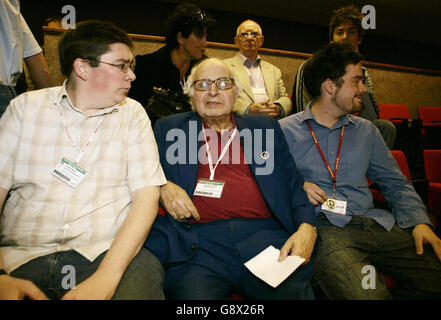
[145,112,315,266]
[224,54,292,116]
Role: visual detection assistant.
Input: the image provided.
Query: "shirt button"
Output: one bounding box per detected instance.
[185,224,192,230]
[191,244,197,250]
[63,224,70,230]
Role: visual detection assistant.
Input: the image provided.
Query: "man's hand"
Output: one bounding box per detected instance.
[248,100,281,118]
[0,275,48,300]
[61,270,118,300]
[160,181,200,221]
[278,223,317,264]
[412,224,441,261]
[303,181,327,205]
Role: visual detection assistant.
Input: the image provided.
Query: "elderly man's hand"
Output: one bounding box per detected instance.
[249,100,281,118]
[278,223,317,264]
[160,181,200,221]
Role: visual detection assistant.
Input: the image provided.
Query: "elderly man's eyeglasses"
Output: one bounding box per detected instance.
[239,31,261,38]
[83,57,135,73]
[192,77,235,91]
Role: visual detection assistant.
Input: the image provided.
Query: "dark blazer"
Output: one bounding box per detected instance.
[145,112,316,266]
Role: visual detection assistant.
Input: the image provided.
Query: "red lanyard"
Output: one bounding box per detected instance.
[306,120,345,196]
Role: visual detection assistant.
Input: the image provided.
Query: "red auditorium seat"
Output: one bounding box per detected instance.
[378,104,412,124]
[370,150,412,205]
[424,149,441,218]
[418,106,441,149]
[378,104,422,170]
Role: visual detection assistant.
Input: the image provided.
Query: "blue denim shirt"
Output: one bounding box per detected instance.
[280,105,431,231]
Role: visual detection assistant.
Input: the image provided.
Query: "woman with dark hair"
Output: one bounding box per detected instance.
[129,3,216,125]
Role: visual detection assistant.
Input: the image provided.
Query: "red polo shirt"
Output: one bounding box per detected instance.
[192,119,272,223]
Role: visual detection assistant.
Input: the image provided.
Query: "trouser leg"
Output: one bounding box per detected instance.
[313,215,392,299]
[112,247,165,300]
[373,119,396,149]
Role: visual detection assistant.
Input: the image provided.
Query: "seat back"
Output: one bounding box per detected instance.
[378,104,411,123]
[418,106,441,126]
[391,150,412,180]
[424,149,441,183]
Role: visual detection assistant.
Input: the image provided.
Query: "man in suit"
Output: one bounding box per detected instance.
[223,20,292,118]
[145,58,317,299]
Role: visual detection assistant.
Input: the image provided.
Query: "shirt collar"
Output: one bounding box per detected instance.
[53,80,122,117]
[239,52,261,68]
[202,113,236,131]
[301,102,355,128]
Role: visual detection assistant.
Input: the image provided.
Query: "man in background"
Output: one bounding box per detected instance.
[224,19,292,118]
[0,0,53,117]
[292,5,396,148]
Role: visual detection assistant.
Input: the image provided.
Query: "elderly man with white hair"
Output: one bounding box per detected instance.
[224,20,292,118]
[145,57,317,300]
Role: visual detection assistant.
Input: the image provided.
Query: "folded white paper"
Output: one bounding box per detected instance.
[244,245,306,288]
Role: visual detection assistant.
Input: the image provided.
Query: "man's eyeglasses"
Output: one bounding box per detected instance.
[192,77,235,91]
[239,31,261,39]
[83,57,135,73]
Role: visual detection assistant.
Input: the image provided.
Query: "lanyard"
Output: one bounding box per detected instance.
[306,120,345,197]
[202,126,237,180]
[57,103,105,163]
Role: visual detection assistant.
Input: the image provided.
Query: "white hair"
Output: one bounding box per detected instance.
[235,19,263,37]
[184,58,242,111]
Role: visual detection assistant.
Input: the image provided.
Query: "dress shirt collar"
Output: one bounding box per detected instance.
[239,52,261,68]
[52,80,122,117]
[301,101,355,129]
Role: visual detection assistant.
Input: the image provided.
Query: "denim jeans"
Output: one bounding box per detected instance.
[313,214,441,299]
[0,84,16,118]
[10,247,165,300]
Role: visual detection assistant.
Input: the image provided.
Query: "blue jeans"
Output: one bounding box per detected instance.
[0,84,16,118]
[10,248,165,300]
[164,218,315,300]
[313,214,441,299]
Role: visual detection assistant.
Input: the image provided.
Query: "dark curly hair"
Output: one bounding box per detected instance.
[304,42,363,99]
[164,3,216,49]
[58,20,133,78]
[329,5,365,42]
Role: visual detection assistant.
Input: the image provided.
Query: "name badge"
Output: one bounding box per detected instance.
[321,198,347,215]
[52,157,86,188]
[193,179,225,199]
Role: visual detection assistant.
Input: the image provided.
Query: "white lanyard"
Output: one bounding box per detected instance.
[202,126,237,180]
[57,103,105,163]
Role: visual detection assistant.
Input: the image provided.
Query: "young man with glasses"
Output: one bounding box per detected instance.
[224,20,292,119]
[145,58,317,299]
[0,20,166,300]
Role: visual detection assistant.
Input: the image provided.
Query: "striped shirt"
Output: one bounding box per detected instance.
[0,84,166,272]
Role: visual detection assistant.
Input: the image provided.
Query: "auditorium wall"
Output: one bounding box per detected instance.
[44,30,441,119]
